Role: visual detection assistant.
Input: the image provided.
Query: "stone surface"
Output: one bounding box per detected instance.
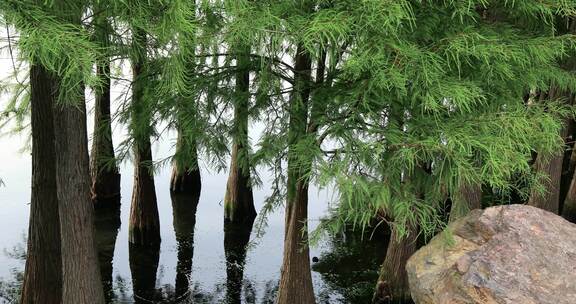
[406,204,576,304]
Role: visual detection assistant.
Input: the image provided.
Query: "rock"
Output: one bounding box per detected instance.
[406,204,576,304]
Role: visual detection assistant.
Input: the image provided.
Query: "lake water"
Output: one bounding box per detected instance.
[0,134,388,303]
[0,46,389,303]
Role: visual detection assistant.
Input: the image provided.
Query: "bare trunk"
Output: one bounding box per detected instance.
[21,64,62,304]
[225,48,255,223]
[53,87,105,304]
[90,13,120,207]
[129,28,160,246]
[170,134,201,194]
[372,224,418,304]
[276,45,315,304]
[449,183,482,222]
[129,242,160,304]
[129,138,161,245]
[224,216,255,304]
[277,183,315,304]
[172,193,200,299]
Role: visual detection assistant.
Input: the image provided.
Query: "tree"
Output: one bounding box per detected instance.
[90,4,121,207]
[311,1,576,302]
[170,129,202,194]
[128,27,161,246]
[276,43,316,304]
[53,60,106,304]
[449,183,483,222]
[21,63,62,304]
[0,0,107,302]
[224,46,256,223]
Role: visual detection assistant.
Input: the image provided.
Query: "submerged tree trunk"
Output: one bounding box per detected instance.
[224,217,255,304]
[53,87,106,304]
[94,202,121,303]
[21,64,62,304]
[277,45,315,304]
[372,224,418,304]
[172,193,200,300]
[449,183,482,222]
[90,12,120,208]
[129,131,160,246]
[129,242,161,304]
[170,133,201,194]
[225,46,256,223]
[129,28,161,246]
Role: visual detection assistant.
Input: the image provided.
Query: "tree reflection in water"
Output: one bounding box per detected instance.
[171,192,200,302]
[94,200,121,303]
[312,229,389,304]
[1,205,395,303]
[224,218,254,304]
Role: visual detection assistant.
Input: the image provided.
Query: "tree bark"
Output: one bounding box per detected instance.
[90,11,120,208]
[224,217,255,304]
[170,133,201,194]
[129,28,161,246]
[528,86,572,214]
[225,46,256,223]
[449,183,482,222]
[171,193,200,300]
[53,87,106,304]
[372,224,418,304]
[129,137,161,245]
[528,126,567,214]
[94,202,121,303]
[21,64,63,304]
[276,45,315,304]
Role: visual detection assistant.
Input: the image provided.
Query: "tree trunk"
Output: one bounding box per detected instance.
[528,87,570,214]
[562,168,576,222]
[225,46,256,223]
[172,193,200,300]
[129,242,161,304]
[170,133,201,194]
[21,64,62,304]
[276,45,315,304]
[90,11,120,208]
[53,87,106,304]
[224,217,255,304]
[94,202,121,303]
[528,136,566,214]
[277,183,315,304]
[449,183,482,222]
[129,28,161,246]
[372,224,418,304]
[129,138,161,245]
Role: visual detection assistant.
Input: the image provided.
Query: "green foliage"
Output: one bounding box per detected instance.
[1,0,576,241]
